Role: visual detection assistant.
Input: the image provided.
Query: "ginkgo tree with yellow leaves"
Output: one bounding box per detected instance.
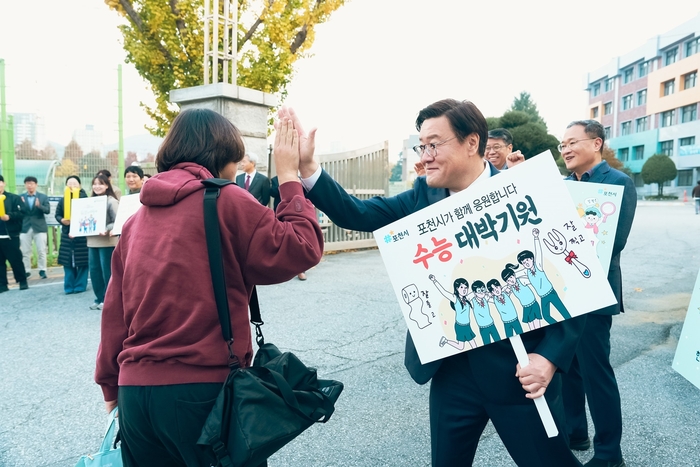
[105,0,346,136]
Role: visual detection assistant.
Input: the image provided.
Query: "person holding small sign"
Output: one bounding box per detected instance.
[87,174,120,310]
[282,100,585,467]
[558,120,636,467]
[55,176,89,294]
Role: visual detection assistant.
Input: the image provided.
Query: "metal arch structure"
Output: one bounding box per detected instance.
[203,0,237,86]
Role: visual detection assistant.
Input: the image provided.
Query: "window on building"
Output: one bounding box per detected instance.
[680,136,696,146]
[604,102,613,115]
[632,145,645,160]
[604,78,614,92]
[684,71,697,90]
[623,68,634,84]
[591,107,599,119]
[604,126,611,139]
[663,79,675,96]
[665,47,678,65]
[659,140,674,156]
[678,169,693,186]
[618,148,629,161]
[591,83,601,97]
[639,61,649,77]
[620,121,631,136]
[636,116,648,132]
[633,173,645,187]
[682,104,697,123]
[636,89,647,106]
[661,110,675,127]
[621,94,633,110]
[687,37,700,57]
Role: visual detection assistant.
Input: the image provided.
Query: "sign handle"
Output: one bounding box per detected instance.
[509,334,559,438]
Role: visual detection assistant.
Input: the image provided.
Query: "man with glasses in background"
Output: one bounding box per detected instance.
[280,99,585,467]
[485,128,522,170]
[558,120,636,467]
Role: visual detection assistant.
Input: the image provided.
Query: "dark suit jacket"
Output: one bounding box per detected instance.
[20,191,50,233]
[236,172,271,207]
[1,191,25,238]
[307,162,584,385]
[270,176,281,212]
[566,160,637,316]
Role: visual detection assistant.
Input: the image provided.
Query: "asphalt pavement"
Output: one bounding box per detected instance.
[1,202,699,466]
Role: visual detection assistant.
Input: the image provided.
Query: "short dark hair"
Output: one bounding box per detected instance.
[124,165,144,178]
[517,250,534,264]
[415,99,488,156]
[487,278,501,292]
[66,175,81,185]
[566,119,605,153]
[488,128,513,146]
[24,176,38,184]
[97,169,112,178]
[156,108,245,177]
[471,280,486,292]
[0,174,4,182]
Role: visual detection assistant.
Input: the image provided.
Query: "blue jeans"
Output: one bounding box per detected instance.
[63,265,89,294]
[89,247,114,303]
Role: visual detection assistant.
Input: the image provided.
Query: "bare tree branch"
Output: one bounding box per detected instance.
[118,0,173,62]
[239,0,274,51]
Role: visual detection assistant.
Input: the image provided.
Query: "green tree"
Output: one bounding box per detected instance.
[105,0,346,136]
[496,110,559,160]
[389,158,403,182]
[641,154,677,196]
[485,117,501,131]
[510,91,546,128]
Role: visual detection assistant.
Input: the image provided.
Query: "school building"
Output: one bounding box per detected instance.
[585,13,700,196]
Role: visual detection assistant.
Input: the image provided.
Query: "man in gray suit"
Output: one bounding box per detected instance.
[235,152,270,206]
[20,176,50,279]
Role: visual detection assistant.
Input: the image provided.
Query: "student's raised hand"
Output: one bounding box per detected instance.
[273,117,301,185]
[532,228,539,238]
[278,107,317,179]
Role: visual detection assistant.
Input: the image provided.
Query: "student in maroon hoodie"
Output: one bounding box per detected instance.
[95,109,323,466]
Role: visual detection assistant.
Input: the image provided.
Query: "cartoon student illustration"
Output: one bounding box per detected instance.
[584,206,603,235]
[516,228,572,324]
[501,264,542,331]
[429,275,477,350]
[470,280,501,344]
[486,278,524,338]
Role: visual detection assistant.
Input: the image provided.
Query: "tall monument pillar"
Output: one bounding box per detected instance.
[170,0,277,171]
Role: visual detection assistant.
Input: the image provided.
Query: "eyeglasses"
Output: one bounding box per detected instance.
[413,136,456,157]
[484,144,509,153]
[557,138,597,152]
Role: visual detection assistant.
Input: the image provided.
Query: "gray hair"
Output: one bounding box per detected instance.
[246,152,259,166]
[566,119,605,150]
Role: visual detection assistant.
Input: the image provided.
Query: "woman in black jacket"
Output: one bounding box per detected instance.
[55,175,89,294]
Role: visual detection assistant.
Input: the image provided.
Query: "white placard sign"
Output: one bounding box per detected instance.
[673,267,700,390]
[564,181,624,273]
[69,196,107,238]
[111,194,143,236]
[373,152,617,365]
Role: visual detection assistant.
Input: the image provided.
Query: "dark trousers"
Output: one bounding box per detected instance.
[430,351,582,467]
[119,384,222,467]
[89,246,114,303]
[562,314,623,462]
[0,237,26,286]
[63,265,88,294]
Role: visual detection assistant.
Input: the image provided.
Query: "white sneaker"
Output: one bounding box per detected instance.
[90,303,101,310]
[98,303,104,310]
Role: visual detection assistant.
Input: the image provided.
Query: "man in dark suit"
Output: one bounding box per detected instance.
[20,176,50,279]
[0,175,29,291]
[282,100,584,467]
[236,152,270,206]
[559,120,636,467]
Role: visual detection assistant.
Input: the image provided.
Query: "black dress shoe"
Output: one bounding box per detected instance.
[39,270,47,279]
[584,457,626,467]
[25,272,31,278]
[0,285,9,293]
[569,436,591,451]
[19,282,29,290]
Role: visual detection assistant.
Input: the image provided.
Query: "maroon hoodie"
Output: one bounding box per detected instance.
[95,163,323,401]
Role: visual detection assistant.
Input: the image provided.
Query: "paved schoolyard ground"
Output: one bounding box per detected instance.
[1,203,699,466]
